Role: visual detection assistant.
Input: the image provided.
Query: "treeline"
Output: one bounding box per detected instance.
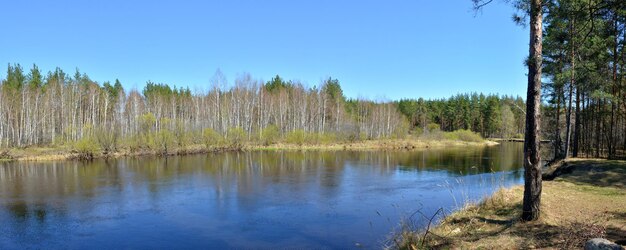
[396,94,526,138]
[0,65,409,151]
[542,0,626,159]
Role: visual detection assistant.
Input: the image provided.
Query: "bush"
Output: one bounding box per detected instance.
[142,132,157,150]
[419,129,445,140]
[337,129,366,142]
[173,121,191,147]
[124,135,143,153]
[202,128,223,148]
[140,113,157,133]
[260,125,280,146]
[426,123,440,132]
[285,129,306,145]
[444,129,484,142]
[73,137,99,160]
[226,127,247,149]
[0,149,14,160]
[317,132,337,144]
[412,127,424,137]
[154,130,175,154]
[94,127,119,153]
[392,120,410,139]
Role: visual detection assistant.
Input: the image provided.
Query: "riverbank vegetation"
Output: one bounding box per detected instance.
[1,128,493,161]
[394,158,626,249]
[0,65,518,161]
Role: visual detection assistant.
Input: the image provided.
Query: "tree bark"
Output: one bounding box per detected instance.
[565,17,575,158]
[572,86,580,157]
[554,87,563,160]
[522,0,543,222]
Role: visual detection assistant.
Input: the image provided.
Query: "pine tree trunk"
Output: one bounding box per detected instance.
[565,17,575,158]
[565,84,573,158]
[572,86,580,157]
[554,88,563,160]
[522,0,543,222]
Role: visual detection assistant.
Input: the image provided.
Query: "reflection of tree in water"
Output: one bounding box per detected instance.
[6,202,48,224]
[0,144,524,220]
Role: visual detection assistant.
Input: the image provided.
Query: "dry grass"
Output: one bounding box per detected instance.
[256,139,496,151]
[6,139,498,162]
[544,158,626,188]
[397,159,626,249]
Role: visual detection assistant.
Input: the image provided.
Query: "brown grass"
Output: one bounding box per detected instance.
[5,139,498,162]
[256,139,497,151]
[397,158,626,249]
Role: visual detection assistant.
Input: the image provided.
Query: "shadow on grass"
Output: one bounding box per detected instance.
[414,199,615,249]
[606,226,626,245]
[544,159,626,188]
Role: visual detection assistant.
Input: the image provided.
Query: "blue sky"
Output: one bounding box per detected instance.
[1,0,528,100]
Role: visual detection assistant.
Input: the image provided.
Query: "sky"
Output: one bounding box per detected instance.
[0,0,529,100]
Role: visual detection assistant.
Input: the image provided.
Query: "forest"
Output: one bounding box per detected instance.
[0,64,530,154]
[0,68,409,151]
[396,94,526,138]
[542,0,625,159]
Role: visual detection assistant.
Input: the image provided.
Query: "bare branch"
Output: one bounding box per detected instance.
[472,0,495,11]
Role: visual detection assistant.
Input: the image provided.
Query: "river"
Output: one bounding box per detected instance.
[0,142,524,249]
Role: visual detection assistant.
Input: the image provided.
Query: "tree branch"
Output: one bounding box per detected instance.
[473,0,495,10]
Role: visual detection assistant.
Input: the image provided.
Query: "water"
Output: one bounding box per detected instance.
[0,142,524,249]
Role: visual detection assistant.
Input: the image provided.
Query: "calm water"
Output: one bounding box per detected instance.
[0,143,524,249]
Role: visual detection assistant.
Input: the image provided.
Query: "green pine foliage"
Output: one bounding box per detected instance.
[396,94,526,138]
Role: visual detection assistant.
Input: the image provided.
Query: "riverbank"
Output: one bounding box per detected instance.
[0,138,499,162]
[395,158,626,249]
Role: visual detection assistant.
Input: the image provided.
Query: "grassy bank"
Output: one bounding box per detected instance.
[0,138,498,162]
[395,158,626,249]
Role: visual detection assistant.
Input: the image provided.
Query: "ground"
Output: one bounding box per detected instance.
[396,158,626,249]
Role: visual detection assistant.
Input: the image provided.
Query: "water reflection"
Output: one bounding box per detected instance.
[0,143,524,249]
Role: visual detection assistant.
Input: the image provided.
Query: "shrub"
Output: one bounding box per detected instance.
[426,123,440,132]
[124,135,143,153]
[337,129,366,142]
[73,137,99,160]
[142,132,157,150]
[94,127,119,154]
[285,129,306,145]
[317,132,337,144]
[140,113,157,133]
[154,130,175,154]
[445,129,484,142]
[412,127,424,137]
[0,149,13,160]
[392,120,410,139]
[226,127,247,149]
[420,130,445,140]
[202,128,223,148]
[173,121,191,147]
[260,125,280,146]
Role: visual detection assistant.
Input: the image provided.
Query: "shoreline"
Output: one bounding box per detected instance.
[0,139,498,162]
[395,158,626,249]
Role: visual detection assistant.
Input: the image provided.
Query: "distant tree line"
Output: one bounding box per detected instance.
[542,0,626,159]
[0,66,410,150]
[395,94,526,138]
